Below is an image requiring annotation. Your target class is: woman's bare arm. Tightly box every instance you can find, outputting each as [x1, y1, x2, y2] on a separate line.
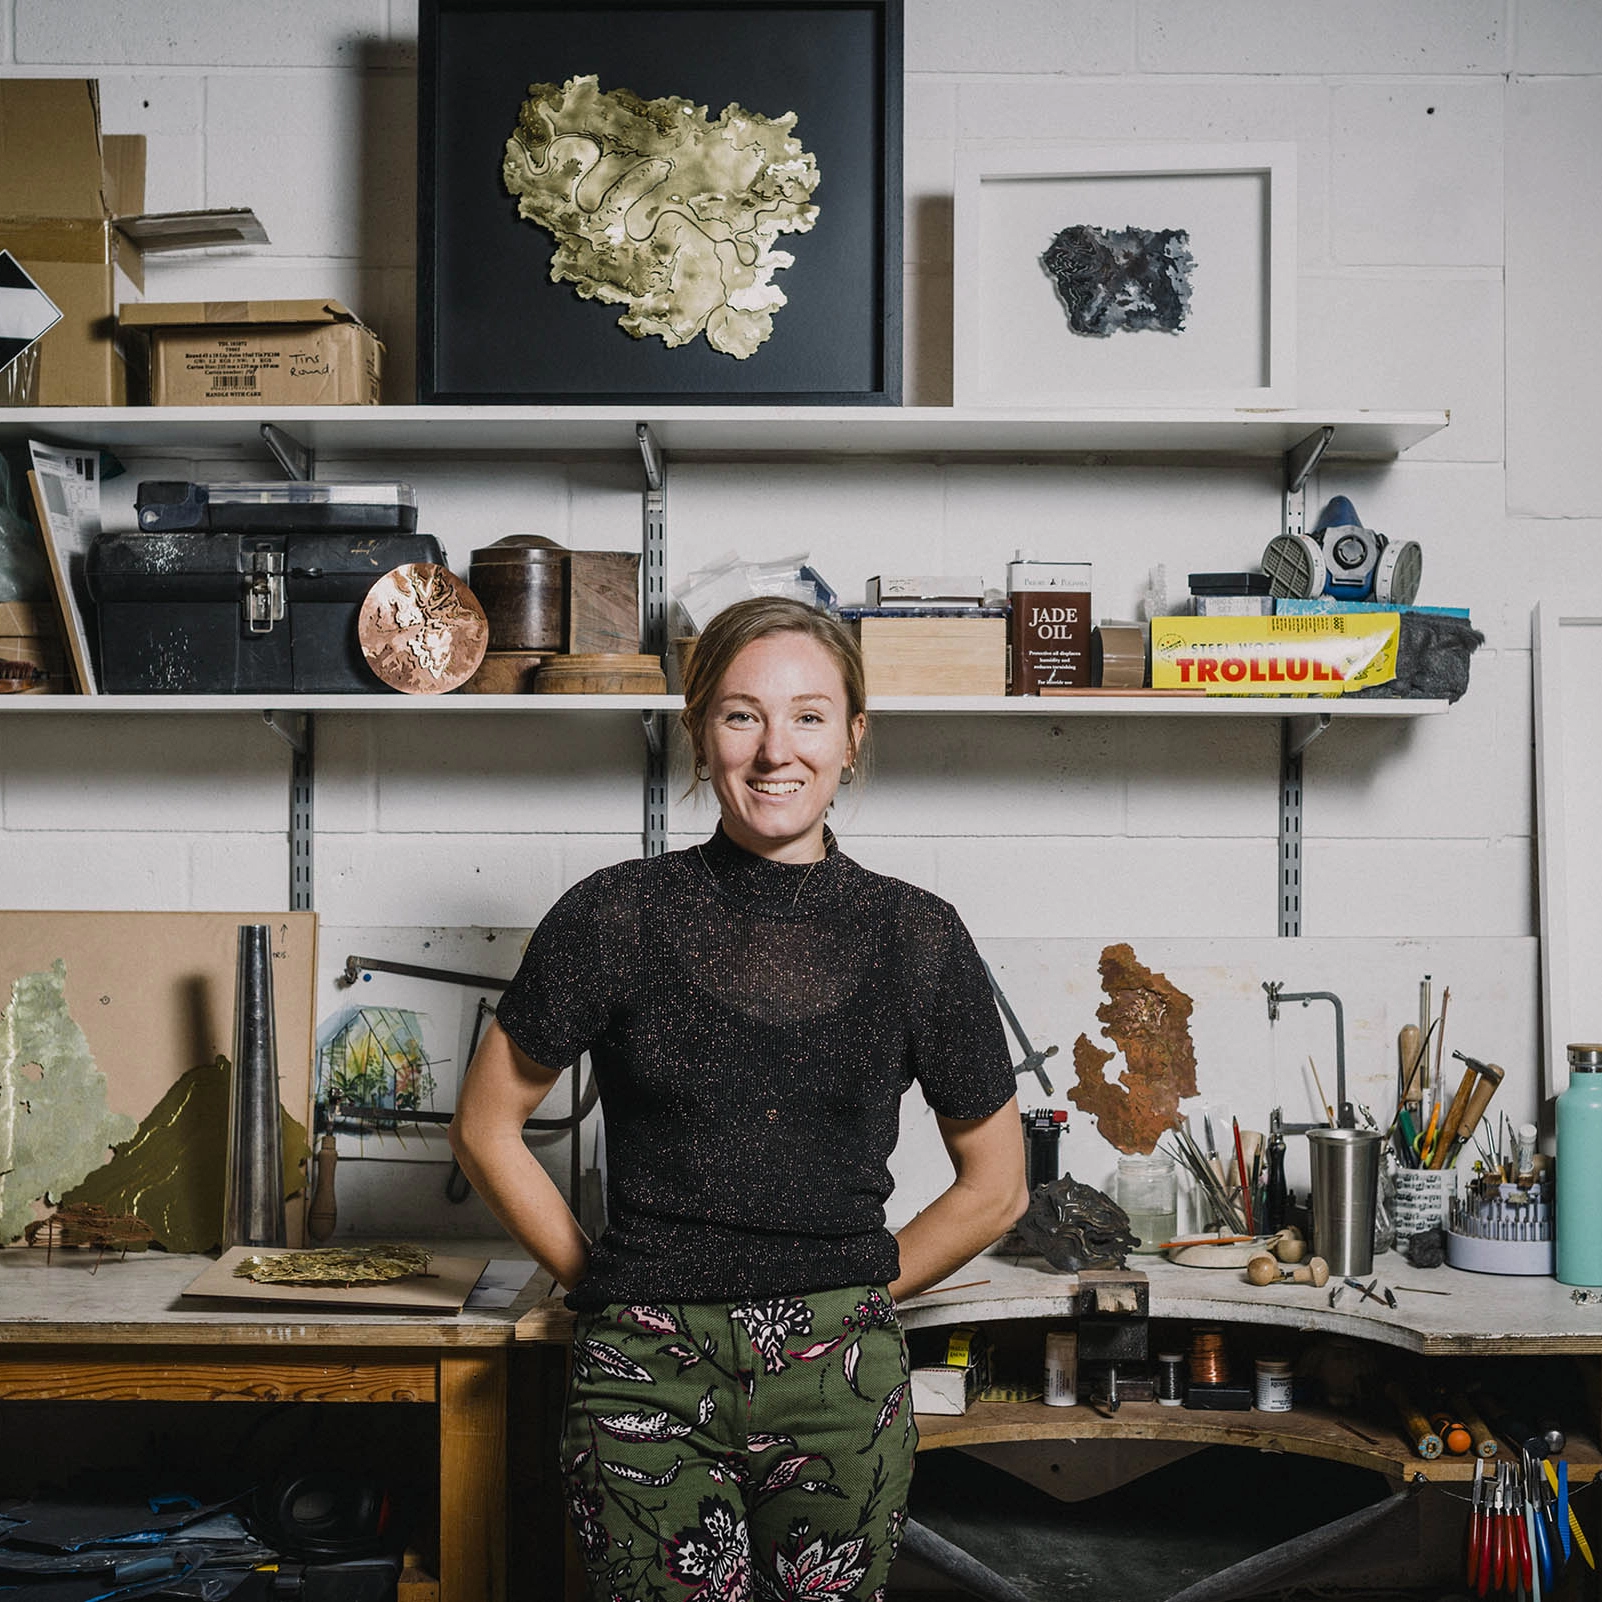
[888, 1097, 1028, 1301]
[447, 1019, 591, 1290]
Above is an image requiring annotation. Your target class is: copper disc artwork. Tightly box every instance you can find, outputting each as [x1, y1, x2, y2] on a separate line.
[358, 564, 489, 694]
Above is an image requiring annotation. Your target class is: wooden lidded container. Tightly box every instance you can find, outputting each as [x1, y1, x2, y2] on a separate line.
[468, 536, 568, 652]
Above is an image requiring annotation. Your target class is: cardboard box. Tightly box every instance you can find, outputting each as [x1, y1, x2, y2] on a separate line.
[0, 81, 146, 405]
[1148, 613, 1401, 696]
[0, 80, 266, 406]
[0, 599, 66, 693]
[120, 300, 384, 406]
[849, 612, 1007, 696]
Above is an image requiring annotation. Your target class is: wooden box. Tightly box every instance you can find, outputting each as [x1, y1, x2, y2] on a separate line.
[853, 615, 1007, 696]
[567, 549, 640, 654]
[0, 600, 66, 693]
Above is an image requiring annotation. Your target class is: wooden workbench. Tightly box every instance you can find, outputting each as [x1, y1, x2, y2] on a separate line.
[0, 1244, 555, 1602]
[513, 1247, 1602, 1487]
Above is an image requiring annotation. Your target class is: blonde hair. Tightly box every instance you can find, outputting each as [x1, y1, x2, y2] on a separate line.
[680, 597, 867, 770]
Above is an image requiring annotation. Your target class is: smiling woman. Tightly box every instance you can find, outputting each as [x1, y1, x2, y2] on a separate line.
[448, 596, 1026, 1602]
[682, 597, 868, 863]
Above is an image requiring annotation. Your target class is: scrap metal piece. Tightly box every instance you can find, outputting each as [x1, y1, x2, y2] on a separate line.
[234, 1244, 433, 1287]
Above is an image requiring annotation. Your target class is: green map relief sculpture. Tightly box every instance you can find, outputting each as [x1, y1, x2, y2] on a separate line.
[63, 1055, 310, 1254]
[503, 74, 821, 358]
[0, 960, 137, 1243]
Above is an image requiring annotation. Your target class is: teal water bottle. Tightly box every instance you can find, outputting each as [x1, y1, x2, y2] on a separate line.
[1556, 1043, 1602, 1286]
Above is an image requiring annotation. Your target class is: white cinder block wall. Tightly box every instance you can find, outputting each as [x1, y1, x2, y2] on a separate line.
[2, 1, 1598, 1228]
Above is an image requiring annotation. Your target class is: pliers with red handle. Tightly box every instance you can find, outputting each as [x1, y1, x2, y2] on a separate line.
[1512, 1461, 1534, 1596]
[1467, 1457, 1487, 1591]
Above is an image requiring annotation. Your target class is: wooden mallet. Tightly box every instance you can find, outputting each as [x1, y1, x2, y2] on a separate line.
[1246, 1253, 1329, 1288]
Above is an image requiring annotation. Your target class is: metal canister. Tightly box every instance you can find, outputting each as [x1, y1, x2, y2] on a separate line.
[1043, 1330, 1077, 1406]
[468, 535, 568, 651]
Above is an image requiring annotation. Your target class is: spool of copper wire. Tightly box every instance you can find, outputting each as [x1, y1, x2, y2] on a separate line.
[1187, 1327, 1230, 1386]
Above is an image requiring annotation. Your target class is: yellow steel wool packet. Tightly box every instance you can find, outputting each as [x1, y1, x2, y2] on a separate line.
[1149, 613, 1400, 696]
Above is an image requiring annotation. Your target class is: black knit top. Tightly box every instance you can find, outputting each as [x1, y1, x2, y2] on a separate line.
[495, 826, 1015, 1311]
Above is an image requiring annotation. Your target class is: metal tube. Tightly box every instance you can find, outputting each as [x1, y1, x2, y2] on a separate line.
[224, 924, 286, 1248]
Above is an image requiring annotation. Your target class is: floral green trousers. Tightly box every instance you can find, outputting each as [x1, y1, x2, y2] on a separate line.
[561, 1285, 917, 1602]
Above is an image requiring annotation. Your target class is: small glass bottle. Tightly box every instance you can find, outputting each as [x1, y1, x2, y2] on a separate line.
[1556, 1044, 1602, 1287]
[1117, 1152, 1178, 1254]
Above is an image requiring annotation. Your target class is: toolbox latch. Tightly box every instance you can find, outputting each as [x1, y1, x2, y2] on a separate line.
[243, 547, 286, 634]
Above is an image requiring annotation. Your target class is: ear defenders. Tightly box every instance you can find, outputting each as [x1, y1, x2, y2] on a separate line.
[1261, 496, 1421, 605]
[257, 1473, 393, 1562]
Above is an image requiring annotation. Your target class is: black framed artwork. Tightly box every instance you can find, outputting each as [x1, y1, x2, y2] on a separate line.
[417, 0, 903, 404]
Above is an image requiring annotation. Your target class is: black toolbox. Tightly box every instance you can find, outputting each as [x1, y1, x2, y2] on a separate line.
[85, 529, 445, 693]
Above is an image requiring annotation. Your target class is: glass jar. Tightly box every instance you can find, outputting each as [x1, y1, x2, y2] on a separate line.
[1116, 1152, 1178, 1254]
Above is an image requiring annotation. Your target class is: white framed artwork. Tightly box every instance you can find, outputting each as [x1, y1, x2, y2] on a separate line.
[1534, 599, 1602, 1097]
[953, 143, 1297, 409]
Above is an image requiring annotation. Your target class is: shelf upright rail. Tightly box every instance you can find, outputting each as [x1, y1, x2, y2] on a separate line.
[1278, 425, 1334, 938]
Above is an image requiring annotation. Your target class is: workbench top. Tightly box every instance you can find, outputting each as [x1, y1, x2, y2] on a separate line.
[0, 1241, 555, 1347]
[891, 1251, 1602, 1357]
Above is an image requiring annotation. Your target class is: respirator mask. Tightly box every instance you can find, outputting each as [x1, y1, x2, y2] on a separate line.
[1261, 495, 1421, 605]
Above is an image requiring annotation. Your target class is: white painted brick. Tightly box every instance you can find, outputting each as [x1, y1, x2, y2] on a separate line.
[1302, 838, 1534, 937]
[370, 713, 643, 834]
[317, 833, 571, 925]
[1122, 717, 1280, 839]
[1515, 0, 1602, 72]
[848, 713, 1125, 836]
[307, 716, 378, 834]
[1, 2, 11, 64]
[1491, 649, 1534, 841]
[0, 834, 194, 908]
[96, 77, 205, 213]
[905, 82, 956, 266]
[936, 836, 1279, 938]
[1, 717, 286, 832]
[941, 459, 1279, 619]
[1137, 1, 1508, 75]
[1298, 272, 1502, 464]
[905, 263, 952, 407]
[955, 79, 1330, 265]
[1507, 78, 1602, 516]
[1302, 659, 1510, 841]
[200, 73, 380, 260]
[1331, 81, 1503, 267]
[668, 462, 947, 611]
[15, 1, 388, 67]
[906, 0, 1134, 74]
[1500, 521, 1602, 655]
[186, 837, 291, 909]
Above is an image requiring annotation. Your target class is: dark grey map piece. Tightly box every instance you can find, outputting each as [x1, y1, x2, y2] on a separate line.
[1041, 223, 1195, 338]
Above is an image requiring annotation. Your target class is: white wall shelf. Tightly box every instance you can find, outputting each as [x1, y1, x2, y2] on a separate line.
[0, 404, 1447, 460]
[0, 693, 1447, 717]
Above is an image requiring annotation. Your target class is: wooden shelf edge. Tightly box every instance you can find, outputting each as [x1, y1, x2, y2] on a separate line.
[913, 1398, 1602, 1485]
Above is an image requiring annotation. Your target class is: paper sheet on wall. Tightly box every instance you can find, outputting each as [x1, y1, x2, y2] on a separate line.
[26, 440, 101, 692]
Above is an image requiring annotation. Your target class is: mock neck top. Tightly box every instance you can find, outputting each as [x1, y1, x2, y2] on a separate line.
[495, 829, 1014, 1310]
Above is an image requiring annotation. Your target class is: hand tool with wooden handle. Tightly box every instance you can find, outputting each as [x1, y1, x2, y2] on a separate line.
[1386, 1381, 1443, 1459]
[1432, 1053, 1505, 1169]
[1398, 1023, 1425, 1106]
[1245, 1253, 1328, 1288]
[1452, 1392, 1501, 1459]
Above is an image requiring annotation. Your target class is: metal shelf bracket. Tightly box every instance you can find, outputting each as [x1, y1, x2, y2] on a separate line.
[261, 422, 315, 482]
[1283, 425, 1333, 539]
[1285, 711, 1332, 759]
[261, 709, 308, 753]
